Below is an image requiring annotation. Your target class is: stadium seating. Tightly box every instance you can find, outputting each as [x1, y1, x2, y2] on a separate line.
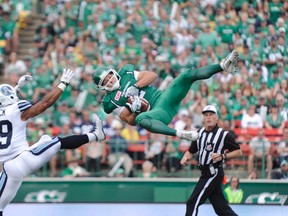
[234, 128, 284, 141]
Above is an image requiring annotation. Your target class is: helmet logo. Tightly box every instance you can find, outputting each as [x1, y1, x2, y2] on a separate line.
[0, 84, 19, 107]
[0, 85, 14, 96]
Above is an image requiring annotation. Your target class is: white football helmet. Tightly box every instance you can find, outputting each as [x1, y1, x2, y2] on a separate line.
[93, 67, 120, 92]
[0, 84, 19, 107]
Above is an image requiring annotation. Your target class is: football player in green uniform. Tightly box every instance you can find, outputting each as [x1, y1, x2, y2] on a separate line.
[92, 50, 239, 141]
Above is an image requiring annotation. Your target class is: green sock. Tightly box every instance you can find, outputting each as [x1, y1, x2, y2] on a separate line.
[138, 118, 176, 136]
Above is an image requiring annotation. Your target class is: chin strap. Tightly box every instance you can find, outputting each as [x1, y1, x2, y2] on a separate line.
[15, 88, 23, 100]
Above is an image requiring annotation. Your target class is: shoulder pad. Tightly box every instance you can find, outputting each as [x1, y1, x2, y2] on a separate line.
[119, 64, 135, 75]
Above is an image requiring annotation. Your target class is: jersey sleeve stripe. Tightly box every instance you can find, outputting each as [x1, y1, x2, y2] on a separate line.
[18, 101, 28, 105]
[19, 104, 32, 112]
[18, 103, 31, 108]
[18, 101, 32, 112]
[18, 101, 31, 106]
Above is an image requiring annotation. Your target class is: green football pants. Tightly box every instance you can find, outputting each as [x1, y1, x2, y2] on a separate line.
[135, 64, 222, 136]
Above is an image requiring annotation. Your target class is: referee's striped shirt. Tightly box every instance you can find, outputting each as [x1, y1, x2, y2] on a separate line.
[188, 125, 240, 166]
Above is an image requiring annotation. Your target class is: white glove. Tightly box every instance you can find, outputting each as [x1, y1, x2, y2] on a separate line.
[126, 96, 141, 113]
[125, 84, 140, 97]
[15, 75, 33, 90]
[60, 68, 75, 85]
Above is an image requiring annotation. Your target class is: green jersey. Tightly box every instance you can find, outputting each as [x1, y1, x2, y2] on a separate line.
[269, 2, 283, 24]
[65, 4, 79, 28]
[129, 22, 147, 43]
[102, 64, 162, 114]
[98, 63, 223, 138]
[262, 46, 283, 72]
[217, 24, 237, 44]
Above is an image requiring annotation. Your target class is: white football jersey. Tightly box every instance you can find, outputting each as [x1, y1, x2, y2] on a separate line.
[0, 100, 32, 162]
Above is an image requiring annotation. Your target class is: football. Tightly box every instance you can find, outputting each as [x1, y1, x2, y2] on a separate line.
[127, 97, 150, 113]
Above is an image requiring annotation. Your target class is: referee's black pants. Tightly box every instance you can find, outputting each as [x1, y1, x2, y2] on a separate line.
[185, 168, 238, 216]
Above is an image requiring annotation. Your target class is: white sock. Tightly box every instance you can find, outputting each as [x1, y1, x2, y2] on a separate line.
[176, 130, 181, 138]
[87, 133, 97, 142]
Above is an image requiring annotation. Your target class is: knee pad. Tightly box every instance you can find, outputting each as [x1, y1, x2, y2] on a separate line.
[27, 135, 53, 151]
[138, 118, 152, 130]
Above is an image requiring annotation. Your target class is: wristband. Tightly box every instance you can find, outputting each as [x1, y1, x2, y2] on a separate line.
[58, 82, 67, 91]
[222, 153, 227, 161]
[134, 83, 140, 89]
[15, 88, 23, 100]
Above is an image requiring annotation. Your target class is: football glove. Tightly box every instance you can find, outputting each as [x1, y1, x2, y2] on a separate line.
[15, 75, 33, 90]
[14, 75, 33, 100]
[125, 84, 140, 97]
[60, 68, 75, 85]
[126, 96, 142, 113]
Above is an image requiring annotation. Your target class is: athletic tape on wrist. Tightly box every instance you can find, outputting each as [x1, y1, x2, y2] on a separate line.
[58, 82, 67, 91]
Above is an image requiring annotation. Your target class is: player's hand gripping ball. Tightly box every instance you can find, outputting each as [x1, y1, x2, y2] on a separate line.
[127, 96, 150, 113]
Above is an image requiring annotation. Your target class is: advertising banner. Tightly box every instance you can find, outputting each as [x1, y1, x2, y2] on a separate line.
[14, 178, 288, 205]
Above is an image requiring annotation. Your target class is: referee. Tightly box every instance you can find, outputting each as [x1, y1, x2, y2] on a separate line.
[181, 105, 242, 216]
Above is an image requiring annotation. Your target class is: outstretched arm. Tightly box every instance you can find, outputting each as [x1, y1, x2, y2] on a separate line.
[125, 71, 158, 97]
[21, 88, 63, 121]
[21, 68, 74, 121]
[135, 70, 158, 88]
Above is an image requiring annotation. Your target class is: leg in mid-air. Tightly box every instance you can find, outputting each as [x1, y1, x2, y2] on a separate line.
[159, 49, 239, 107]
[136, 50, 239, 141]
[59, 114, 106, 150]
[24, 114, 105, 176]
[0, 114, 105, 215]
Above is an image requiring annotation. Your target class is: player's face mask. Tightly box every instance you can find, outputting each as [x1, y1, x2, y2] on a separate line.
[0, 84, 19, 107]
[95, 68, 120, 92]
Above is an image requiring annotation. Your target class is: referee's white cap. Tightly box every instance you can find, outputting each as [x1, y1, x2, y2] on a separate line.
[202, 105, 218, 115]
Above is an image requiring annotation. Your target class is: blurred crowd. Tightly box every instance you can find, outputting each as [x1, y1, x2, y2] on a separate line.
[0, 0, 288, 179]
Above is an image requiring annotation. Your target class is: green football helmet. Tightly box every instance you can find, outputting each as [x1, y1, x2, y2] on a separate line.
[93, 66, 120, 91]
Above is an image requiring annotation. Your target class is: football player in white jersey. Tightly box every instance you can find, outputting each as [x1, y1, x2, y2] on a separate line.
[0, 69, 106, 216]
